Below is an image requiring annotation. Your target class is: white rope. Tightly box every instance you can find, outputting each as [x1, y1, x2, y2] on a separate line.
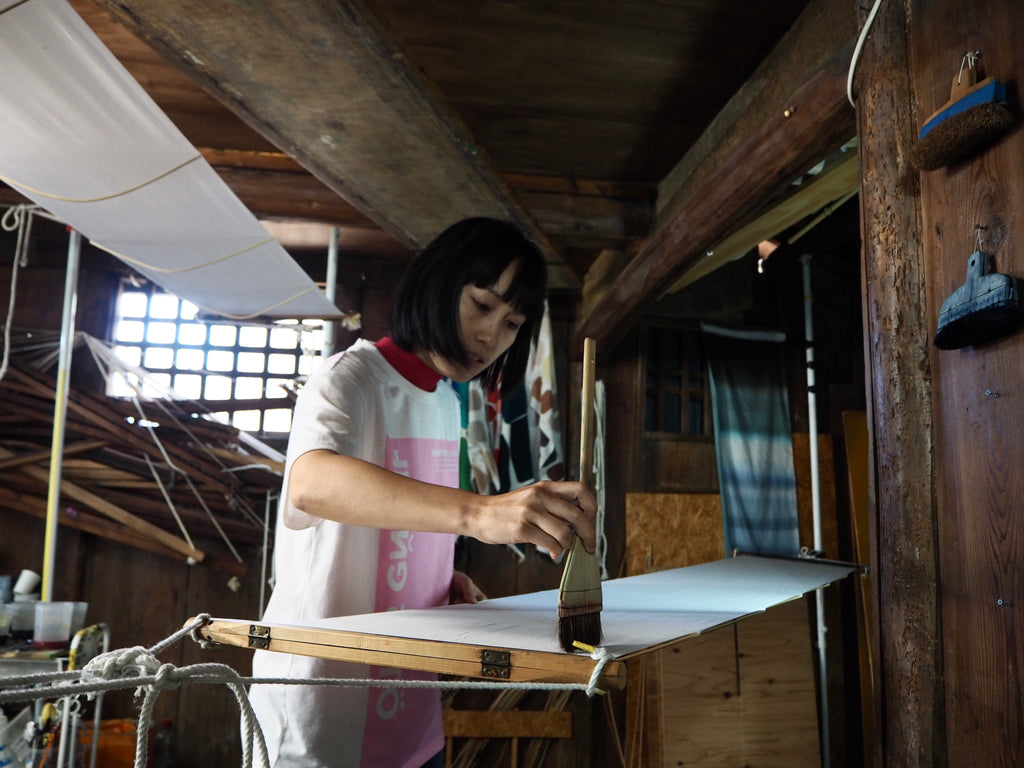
[81, 333, 257, 553]
[0, 614, 614, 768]
[0, 204, 35, 382]
[0, 155, 203, 204]
[144, 453, 196, 551]
[593, 380, 608, 579]
[585, 645, 613, 695]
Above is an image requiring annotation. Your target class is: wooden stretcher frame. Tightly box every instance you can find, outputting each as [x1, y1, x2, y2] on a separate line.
[195, 617, 628, 689]
[192, 554, 861, 693]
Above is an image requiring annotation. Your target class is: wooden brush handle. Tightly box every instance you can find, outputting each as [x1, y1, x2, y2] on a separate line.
[579, 337, 596, 487]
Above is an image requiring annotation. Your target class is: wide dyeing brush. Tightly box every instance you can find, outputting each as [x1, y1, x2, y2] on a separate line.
[556, 336, 602, 652]
[911, 53, 1014, 171]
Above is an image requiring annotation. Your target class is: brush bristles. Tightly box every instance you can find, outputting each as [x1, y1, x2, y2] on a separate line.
[912, 102, 1014, 170]
[934, 303, 1023, 349]
[557, 610, 603, 653]
[557, 536, 603, 652]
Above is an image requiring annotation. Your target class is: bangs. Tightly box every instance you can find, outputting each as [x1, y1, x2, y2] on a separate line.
[465, 244, 546, 326]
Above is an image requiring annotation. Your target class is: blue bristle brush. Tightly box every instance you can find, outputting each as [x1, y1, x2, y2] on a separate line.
[911, 52, 1014, 171]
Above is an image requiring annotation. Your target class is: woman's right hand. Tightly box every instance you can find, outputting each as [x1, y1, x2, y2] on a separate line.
[467, 480, 597, 561]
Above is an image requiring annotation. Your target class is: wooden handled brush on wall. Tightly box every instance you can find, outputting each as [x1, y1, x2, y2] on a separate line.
[556, 336, 603, 652]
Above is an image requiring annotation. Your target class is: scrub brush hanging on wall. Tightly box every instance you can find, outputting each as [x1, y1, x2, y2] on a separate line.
[911, 51, 1015, 170]
[934, 226, 1022, 350]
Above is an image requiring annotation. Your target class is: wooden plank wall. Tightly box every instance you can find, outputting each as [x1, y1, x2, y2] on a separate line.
[661, 600, 821, 768]
[858, 0, 1024, 765]
[912, 0, 1024, 765]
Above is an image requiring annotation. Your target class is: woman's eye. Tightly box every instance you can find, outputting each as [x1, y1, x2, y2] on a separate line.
[474, 299, 490, 312]
[506, 319, 522, 332]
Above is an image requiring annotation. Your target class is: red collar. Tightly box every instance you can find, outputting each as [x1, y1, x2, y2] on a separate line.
[375, 337, 442, 391]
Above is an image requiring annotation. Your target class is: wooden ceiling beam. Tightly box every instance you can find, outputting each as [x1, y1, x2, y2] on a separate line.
[665, 149, 860, 294]
[575, 32, 858, 353]
[90, 0, 575, 286]
[210, 166, 382, 227]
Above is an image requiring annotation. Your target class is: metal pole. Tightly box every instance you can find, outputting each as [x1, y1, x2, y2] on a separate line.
[323, 226, 339, 355]
[801, 253, 829, 768]
[41, 229, 81, 602]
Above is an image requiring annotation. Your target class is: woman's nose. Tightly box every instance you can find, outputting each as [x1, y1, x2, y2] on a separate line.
[476, 317, 499, 345]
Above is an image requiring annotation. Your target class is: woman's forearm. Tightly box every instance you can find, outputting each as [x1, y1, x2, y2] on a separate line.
[288, 449, 474, 534]
[287, 449, 598, 560]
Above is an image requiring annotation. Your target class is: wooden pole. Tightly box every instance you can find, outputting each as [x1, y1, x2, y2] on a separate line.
[41, 229, 81, 602]
[852, 0, 944, 765]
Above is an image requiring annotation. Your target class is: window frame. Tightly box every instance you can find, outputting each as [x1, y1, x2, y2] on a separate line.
[107, 279, 323, 435]
[642, 322, 712, 438]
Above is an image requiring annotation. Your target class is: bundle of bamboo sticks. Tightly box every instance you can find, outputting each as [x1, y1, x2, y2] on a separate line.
[0, 362, 282, 572]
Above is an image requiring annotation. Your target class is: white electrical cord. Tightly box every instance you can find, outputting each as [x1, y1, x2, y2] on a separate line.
[847, 0, 885, 107]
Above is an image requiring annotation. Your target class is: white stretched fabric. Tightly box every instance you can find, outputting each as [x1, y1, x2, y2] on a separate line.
[0, 0, 340, 320]
[303, 555, 856, 659]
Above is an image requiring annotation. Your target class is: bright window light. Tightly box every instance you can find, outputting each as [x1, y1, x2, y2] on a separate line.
[119, 292, 148, 317]
[237, 352, 266, 373]
[268, 354, 296, 375]
[263, 408, 292, 432]
[178, 323, 207, 345]
[146, 322, 177, 344]
[150, 294, 179, 319]
[232, 410, 261, 431]
[270, 327, 299, 349]
[115, 320, 145, 343]
[204, 375, 232, 400]
[207, 350, 235, 372]
[143, 347, 173, 369]
[175, 348, 204, 371]
[173, 374, 202, 399]
[209, 325, 237, 347]
[266, 379, 292, 399]
[235, 377, 263, 399]
[239, 326, 268, 348]
[108, 279, 323, 434]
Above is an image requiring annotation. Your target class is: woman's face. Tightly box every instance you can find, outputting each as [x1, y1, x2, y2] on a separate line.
[419, 262, 526, 382]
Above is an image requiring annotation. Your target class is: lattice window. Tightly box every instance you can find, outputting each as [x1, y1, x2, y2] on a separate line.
[644, 325, 710, 436]
[108, 280, 323, 434]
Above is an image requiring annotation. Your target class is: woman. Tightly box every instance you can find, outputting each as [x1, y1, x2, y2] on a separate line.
[250, 217, 597, 768]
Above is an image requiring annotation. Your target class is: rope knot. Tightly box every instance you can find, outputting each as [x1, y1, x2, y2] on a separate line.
[585, 645, 612, 697]
[153, 663, 181, 692]
[81, 645, 160, 685]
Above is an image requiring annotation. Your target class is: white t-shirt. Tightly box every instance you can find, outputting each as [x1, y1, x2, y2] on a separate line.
[250, 339, 460, 768]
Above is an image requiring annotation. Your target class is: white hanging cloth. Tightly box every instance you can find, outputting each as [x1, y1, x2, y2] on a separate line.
[0, 0, 341, 320]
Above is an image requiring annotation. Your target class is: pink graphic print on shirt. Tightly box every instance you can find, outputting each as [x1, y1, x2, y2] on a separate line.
[361, 435, 457, 767]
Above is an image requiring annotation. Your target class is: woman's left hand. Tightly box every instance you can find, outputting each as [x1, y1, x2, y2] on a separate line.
[450, 570, 487, 604]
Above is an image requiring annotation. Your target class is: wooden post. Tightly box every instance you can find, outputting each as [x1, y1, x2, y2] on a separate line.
[852, 1, 944, 766]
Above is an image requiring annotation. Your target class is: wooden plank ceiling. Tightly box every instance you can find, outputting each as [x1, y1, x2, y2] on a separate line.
[3, 0, 859, 352]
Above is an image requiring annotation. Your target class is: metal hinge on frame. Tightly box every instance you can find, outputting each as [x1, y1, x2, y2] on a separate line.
[248, 624, 271, 650]
[480, 648, 511, 679]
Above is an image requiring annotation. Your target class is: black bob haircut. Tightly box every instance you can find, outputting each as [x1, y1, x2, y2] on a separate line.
[388, 217, 547, 396]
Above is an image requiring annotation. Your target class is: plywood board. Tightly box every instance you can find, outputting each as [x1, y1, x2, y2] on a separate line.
[792, 432, 838, 556]
[625, 493, 724, 576]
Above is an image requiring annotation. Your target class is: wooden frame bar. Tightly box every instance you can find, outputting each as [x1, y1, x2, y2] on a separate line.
[196, 617, 627, 689]
[191, 555, 860, 695]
